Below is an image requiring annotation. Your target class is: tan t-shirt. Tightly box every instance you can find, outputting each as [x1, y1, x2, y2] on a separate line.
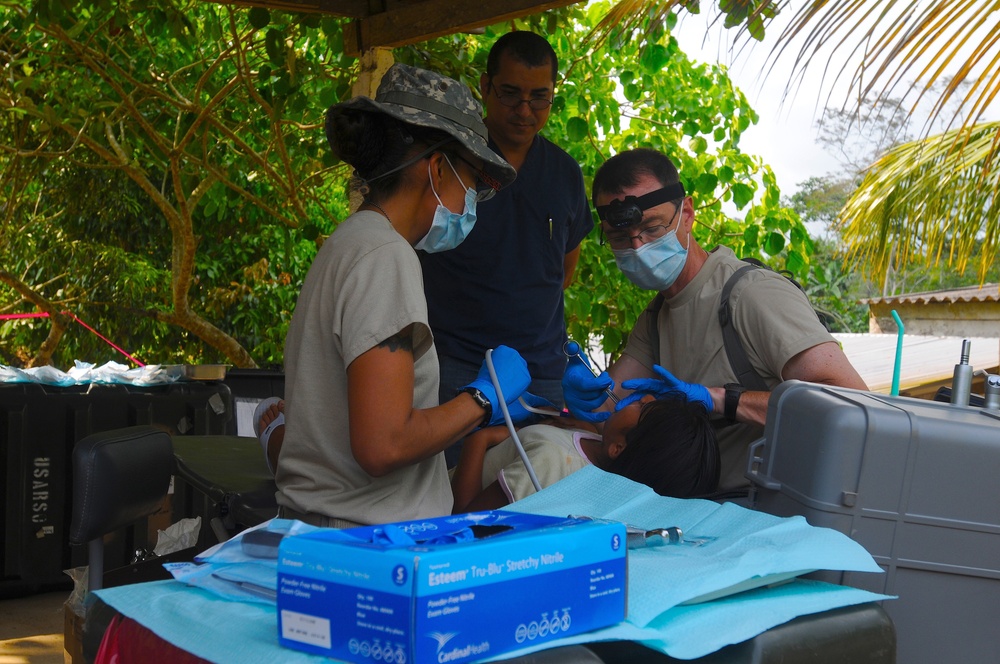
[625, 246, 834, 490]
[276, 211, 452, 524]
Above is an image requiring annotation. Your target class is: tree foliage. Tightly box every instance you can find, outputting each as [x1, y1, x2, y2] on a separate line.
[1, 0, 352, 367]
[1, 0, 810, 369]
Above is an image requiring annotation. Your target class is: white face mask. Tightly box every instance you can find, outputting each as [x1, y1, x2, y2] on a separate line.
[415, 155, 479, 253]
[612, 223, 690, 291]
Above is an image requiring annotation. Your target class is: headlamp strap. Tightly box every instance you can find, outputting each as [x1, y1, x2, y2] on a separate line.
[596, 182, 686, 228]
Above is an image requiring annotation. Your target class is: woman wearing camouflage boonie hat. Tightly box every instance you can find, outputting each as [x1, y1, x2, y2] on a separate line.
[275, 64, 530, 527]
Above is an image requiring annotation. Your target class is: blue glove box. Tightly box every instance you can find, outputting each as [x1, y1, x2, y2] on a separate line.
[747, 380, 1000, 664]
[277, 511, 626, 664]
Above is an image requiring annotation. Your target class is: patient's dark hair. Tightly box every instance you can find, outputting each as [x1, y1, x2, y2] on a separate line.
[606, 395, 719, 498]
[325, 108, 456, 201]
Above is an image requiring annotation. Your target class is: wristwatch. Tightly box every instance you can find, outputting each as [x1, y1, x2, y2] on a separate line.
[723, 383, 747, 422]
[461, 387, 492, 427]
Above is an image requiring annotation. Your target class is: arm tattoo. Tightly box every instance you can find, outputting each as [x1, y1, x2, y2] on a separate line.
[377, 333, 413, 353]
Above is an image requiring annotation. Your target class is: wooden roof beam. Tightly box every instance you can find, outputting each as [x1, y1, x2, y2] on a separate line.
[213, 0, 371, 18]
[344, 0, 583, 56]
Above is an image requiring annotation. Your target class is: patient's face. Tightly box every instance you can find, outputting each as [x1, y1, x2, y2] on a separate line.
[602, 394, 655, 458]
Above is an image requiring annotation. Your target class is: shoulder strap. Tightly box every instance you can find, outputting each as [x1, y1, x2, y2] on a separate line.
[718, 265, 769, 391]
[644, 294, 665, 366]
[643, 264, 770, 391]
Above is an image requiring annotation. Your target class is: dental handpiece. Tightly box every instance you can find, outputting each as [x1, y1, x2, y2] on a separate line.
[564, 340, 619, 404]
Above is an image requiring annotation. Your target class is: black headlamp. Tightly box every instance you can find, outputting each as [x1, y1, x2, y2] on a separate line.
[595, 182, 686, 228]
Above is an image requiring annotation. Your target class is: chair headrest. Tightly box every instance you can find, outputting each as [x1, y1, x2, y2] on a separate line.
[69, 426, 175, 545]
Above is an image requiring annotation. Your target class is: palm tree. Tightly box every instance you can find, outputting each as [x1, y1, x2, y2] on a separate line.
[593, 0, 1000, 288]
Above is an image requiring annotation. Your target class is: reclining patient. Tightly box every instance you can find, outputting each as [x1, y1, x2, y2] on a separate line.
[257, 392, 718, 514]
[450, 393, 720, 512]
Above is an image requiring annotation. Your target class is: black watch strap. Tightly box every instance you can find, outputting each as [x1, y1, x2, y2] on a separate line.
[723, 383, 746, 422]
[462, 387, 492, 427]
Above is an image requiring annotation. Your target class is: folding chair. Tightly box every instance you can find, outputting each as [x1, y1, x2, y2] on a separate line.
[68, 425, 174, 591]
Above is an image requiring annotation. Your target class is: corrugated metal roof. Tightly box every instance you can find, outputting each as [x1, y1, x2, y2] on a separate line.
[834, 333, 1000, 394]
[862, 283, 1000, 306]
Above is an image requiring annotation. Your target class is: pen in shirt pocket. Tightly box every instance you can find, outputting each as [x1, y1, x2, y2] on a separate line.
[548, 215, 553, 239]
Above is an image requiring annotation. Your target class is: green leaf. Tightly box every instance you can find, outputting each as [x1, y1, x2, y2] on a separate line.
[273, 72, 291, 96]
[689, 136, 708, 154]
[319, 86, 338, 109]
[786, 249, 807, 274]
[731, 182, 754, 209]
[591, 303, 610, 328]
[320, 17, 339, 35]
[301, 224, 320, 241]
[299, 13, 321, 29]
[248, 7, 270, 29]
[601, 327, 623, 354]
[763, 231, 786, 255]
[694, 172, 718, 195]
[265, 28, 285, 65]
[639, 44, 669, 74]
[566, 116, 589, 142]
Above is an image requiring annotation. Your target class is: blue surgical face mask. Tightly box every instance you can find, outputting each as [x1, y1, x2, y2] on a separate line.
[415, 155, 478, 253]
[612, 223, 690, 291]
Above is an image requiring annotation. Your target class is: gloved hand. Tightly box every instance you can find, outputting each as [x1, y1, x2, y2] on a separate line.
[620, 364, 713, 412]
[561, 354, 615, 423]
[502, 391, 559, 426]
[463, 345, 531, 427]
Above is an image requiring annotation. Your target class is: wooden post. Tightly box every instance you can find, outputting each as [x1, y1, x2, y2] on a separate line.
[354, 47, 394, 97]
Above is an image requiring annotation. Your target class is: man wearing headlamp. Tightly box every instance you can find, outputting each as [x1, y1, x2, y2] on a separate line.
[563, 148, 867, 495]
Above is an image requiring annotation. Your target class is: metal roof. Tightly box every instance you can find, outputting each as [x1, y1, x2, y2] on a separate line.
[862, 283, 1000, 306]
[834, 333, 1000, 395]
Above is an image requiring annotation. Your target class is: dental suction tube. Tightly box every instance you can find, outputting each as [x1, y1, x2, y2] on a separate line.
[485, 348, 543, 492]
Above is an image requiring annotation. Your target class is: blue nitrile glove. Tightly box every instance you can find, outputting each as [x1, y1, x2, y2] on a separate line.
[463, 345, 531, 428]
[620, 364, 713, 412]
[503, 391, 558, 427]
[561, 356, 615, 423]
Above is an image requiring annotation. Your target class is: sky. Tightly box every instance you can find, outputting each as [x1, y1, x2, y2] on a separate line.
[672, 15, 849, 198]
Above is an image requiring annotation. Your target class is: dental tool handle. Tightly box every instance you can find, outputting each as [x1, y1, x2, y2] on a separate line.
[950, 339, 973, 407]
[486, 348, 542, 492]
[564, 340, 620, 404]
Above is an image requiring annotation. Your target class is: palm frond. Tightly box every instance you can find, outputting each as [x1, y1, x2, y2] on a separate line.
[838, 122, 1000, 287]
[774, 0, 1000, 135]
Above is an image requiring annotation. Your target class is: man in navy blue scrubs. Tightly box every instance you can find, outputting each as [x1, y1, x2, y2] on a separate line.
[420, 31, 592, 466]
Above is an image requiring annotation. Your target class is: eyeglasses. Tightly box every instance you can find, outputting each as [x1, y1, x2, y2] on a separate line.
[454, 153, 499, 202]
[602, 204, 682, 250]
[491, 85, 553, 111]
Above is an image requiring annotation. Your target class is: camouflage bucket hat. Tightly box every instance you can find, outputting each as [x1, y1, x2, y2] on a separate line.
[332, 63, 516, 190]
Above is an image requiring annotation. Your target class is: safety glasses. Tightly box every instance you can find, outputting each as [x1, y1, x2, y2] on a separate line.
[454, 153, 500, 202]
